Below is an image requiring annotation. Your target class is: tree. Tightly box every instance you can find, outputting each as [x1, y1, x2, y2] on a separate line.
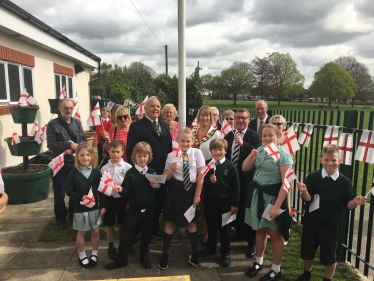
[251, 56, 273, 99]
[268, 52, 305, 106]
[334, 56, 372, 107]
[214, 61, 255, 105]
[355, 77, 374, 104]
[309, 62, 357, 107]
[128, 62, 157, 80]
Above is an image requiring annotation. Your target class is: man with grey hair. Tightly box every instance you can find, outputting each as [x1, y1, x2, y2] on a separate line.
[126, 96, 172, 237]
[47, 99, 87, 229]
[248, 100, 271, 132]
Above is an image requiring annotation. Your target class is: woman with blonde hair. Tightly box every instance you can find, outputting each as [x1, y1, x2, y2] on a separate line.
[162, 103, 179, 141]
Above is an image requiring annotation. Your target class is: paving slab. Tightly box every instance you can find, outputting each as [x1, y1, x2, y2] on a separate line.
[0, 242, 26, 269]
[0, 222, 48, 243]
[0, 267, 64, 281]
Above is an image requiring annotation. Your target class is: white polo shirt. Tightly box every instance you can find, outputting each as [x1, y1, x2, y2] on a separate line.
[101, 159, 132, 198]
[165, 147, 205, 183]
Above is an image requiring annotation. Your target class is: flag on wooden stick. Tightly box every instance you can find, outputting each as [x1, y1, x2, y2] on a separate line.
[80, 187, 96, 208]
[264, 142, 280, 163]
[220, 119, 232, 137]
[98, 172, 114, 196]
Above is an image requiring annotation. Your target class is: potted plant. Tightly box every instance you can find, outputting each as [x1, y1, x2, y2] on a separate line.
[2, 104, 51, 205]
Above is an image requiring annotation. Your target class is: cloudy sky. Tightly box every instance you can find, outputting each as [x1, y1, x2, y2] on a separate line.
[11, 0, 374, 86]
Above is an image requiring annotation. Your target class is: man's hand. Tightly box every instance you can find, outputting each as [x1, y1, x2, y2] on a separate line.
[230, 206, 238, 215]
[234, 134, 244, 146]
[70, 142, 78, 150]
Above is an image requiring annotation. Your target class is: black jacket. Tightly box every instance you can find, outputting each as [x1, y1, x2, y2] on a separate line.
[248, 116, 271, 132]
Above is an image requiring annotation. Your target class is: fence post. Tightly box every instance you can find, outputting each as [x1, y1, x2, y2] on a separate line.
[337, 110, 358, 262]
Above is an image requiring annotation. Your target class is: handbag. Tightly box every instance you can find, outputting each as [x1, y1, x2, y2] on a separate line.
[99, 127, 117, 169]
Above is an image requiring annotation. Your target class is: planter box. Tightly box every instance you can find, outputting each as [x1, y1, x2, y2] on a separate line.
[4, 138, 42, 156]
[85, 131, 98, 147]
[9, 106, 39, 123]
[2, 165, 51, 204]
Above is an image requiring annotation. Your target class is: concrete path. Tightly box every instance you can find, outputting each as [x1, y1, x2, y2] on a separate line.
[0, 185, 271, 281]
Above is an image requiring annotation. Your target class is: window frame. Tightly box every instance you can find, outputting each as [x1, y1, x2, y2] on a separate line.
[55, 73, 74, 99]
[0, 60, 35, 104]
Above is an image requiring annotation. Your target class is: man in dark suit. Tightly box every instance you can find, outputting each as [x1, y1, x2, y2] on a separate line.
[126, 96, 172, 237]
[225, 108, 261, 258]
[248, 100, 271, 132]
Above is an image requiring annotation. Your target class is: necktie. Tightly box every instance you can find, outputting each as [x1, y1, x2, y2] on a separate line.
[259, 120, 264, 132]
[232, 132, 241, 166]
[153, 120, 157, 126]
[183, 152, 192, 191]
[104, 120, 107, 124]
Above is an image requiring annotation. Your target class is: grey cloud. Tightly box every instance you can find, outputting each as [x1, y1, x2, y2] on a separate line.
[354, 0, 374, 18]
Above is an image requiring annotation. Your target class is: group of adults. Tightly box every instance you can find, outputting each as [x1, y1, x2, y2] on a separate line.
[47, 97, 284, 258]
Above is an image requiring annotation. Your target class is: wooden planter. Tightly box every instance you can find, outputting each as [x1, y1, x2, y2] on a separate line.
[85, 131, 97, 147]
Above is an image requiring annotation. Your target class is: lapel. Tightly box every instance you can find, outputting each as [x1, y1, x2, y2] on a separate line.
[141, 117, 161, 137]
[225, 131, 235, 160]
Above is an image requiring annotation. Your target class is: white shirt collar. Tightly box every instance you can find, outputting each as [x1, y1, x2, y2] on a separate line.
[321, 168, 339, 181]
[182, 148, 192, 155]
[135, 164, 148, 174]
[145, 115, 158, 123]
[214, 157, 226, 164]
[108, 159, 125, 167]
[236, 128, 247, 134]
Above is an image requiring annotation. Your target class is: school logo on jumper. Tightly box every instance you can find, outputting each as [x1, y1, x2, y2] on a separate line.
[222, 169, 228, 176]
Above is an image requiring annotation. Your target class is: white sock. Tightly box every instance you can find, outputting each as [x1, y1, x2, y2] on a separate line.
[271, 263, 281, 273]
[91, 249, 98, 262]
[78, 251, 88, 264]
[255, 256, 264, 265]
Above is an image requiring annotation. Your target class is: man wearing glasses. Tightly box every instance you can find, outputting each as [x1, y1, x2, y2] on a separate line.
[224, 108, 261, 258]
[248, 100, 271, 132]
[47, 99, 87, 229]
[126, 96, 172, 237]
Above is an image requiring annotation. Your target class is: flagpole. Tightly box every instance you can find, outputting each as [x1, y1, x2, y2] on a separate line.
[365, 189, 372, 197]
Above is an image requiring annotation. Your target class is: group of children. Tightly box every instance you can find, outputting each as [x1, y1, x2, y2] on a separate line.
[66, 122, 366, 281]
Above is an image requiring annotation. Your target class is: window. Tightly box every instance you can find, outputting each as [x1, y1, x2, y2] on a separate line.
[0, 60, 34, 103]
[55, 73, 74, 99]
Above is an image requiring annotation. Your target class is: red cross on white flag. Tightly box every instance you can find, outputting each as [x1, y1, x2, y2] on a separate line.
[59, 86, 66, 100]
[201, 159, 216, 176]
[136, 96, 149, 115]
[172, 141, 182, 158]
[279, 126, 300, 154]
[298, 123, 314, 147]
[11, 129, 20, 145]
[86, 102, 101, 127]
[30, 119, 39, 137]
[107, 100, 115, 110]
[80, 187, 96, 208]
[49, 153, 65, 177]
[91, 102, 101, 116]
[338, 133, 353, 166]
[18, 89, 37, 106]
[285, 166, 297, 183]
[354, 130, 374, 164]
[0, 165, 4, 194]
[98, 172, 114, 196]
[264, 142, 280, 163]
[191, 118, 199, 129]
[123, 99, 130, 107]
[73, 106, 81, 122]
[292, 123, 299, 133]
[221, 119, 232, 137]
[35, 125, 47, 144]
[323, 126, 339, 147]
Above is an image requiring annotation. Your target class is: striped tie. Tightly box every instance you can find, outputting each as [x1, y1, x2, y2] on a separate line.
[231, 132, 241, 166]
[259, 120, 264, 132]
[183, 152, 192, 191]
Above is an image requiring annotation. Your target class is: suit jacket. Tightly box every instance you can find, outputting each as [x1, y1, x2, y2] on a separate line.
[248, 115, 271, 132]
[224, 129, 262, 192]
[126, 117, 172, 174]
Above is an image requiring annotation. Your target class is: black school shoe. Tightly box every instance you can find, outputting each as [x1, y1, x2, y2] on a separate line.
[105, 259, 128, 270]
[78, 257, 92, 269]
[246, 245, 256, 258]
[246, 262, 263, 278]
[57, 220, 67, 230]
[189, 252, 198, 266]
[295, 273, 311, 281]
[108, 247, 117, 260]
[198, 247, 216, 257]
[260, 269, 282, 281]
[140, 254, 152, 269]
[89, 255, 98, 267]
[158, 252, 169, 270]
[222, 254, 230, 267]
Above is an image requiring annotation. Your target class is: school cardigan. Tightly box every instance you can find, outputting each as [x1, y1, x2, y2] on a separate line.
[119, 167, 156, 210]
[66, 168, 106, 213]
[203, 159, 240, 207]
[303, 170, 355, 227]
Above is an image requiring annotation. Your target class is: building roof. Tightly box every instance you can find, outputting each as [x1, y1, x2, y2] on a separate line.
[0, 0, 101, 64]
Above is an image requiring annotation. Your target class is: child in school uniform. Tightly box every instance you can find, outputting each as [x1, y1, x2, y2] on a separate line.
[295, 144, 366, 281]
[198, 138, 240, 267]
[96, 106, 111, 164]
[105, 141, 159, 270]
[158, 127, 206, 270]
[100, 140, 132, 260]
[66, 142, 106, 268]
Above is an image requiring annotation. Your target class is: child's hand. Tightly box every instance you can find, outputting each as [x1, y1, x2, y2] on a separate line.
[82, 195, 87, 201]
[150, 181, 158, 189]
[170, 162, 178, 171]
[355, 196, 367, 205]
[193, 195, 200, 207]
[125, 203, 130, 211]
[100, 208, 106, 215]
[103, 130, 110, 141]
[113, 184, 122, 192]
[269, 205, 280, 220]
[230, 206, 238, 215]
[210, 174, 217, 183]
[249, 149, 259, 158]
[296, 182, 307, 193]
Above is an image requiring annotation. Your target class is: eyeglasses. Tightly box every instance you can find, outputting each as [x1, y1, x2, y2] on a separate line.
[62, 107, 75, 111]
[235, 116, 249, 120]
[272, 122, 284, 126]
[117, 115, 128, 120]
[225, 118, 234, 121]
